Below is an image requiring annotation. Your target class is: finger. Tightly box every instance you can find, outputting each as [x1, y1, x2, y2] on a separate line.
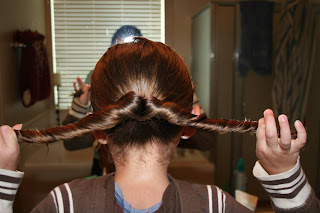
[81, 86, 91, 105]
[278, 114, 291, 151]
[12, 124, 22, 131]
[293, 120, 307, 151]
[256, 118, 266, 142]
[82, 85, 91, 94]
[76, 77, 85, 89]
[0, 125, 7, 146]
[256, 118, 267, 156]
[73, 82, 78, 91]
[0, 125, 17, 147]
[264, 109, 278, 147]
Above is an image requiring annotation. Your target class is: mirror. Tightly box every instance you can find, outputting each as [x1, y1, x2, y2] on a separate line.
[2, 1, 320, 212]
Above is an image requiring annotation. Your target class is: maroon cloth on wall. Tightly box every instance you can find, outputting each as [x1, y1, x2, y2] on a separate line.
[13, 30, 51, 107]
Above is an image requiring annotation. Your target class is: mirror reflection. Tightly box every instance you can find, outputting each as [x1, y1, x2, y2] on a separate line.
[1, 0, 319, 212]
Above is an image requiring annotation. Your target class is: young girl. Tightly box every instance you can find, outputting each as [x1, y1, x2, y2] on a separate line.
[0, 38, 318, 212]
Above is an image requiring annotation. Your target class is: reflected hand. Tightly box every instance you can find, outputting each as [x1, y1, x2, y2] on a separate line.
[74, 77, 91, 106]
[0, 124, 22, 171]
[256, 109, 307, 175]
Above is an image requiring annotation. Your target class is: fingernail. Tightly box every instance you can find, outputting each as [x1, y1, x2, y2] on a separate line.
[264, 109, 273, 115]
[295, 120, 302, 127]
[279, 115, 287, 123]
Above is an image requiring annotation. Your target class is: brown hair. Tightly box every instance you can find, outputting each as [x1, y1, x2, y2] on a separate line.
[16, 38, 259, 162]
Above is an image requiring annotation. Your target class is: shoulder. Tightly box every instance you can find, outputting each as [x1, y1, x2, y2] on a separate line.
[170, 177, 220, 201]
[197, 184, 252, 213]
[192, 183, 228, 211]
[66, 173, 114, 195]
[169, 177, 218, 212]
[171, 177, 252, 213]
[48, 174, 115, 212]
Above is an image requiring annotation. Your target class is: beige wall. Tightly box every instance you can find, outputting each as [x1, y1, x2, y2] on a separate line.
[0, 0, 55, 129]
[165, 0, 210, 70]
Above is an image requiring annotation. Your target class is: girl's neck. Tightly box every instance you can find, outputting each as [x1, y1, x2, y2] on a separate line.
[113, 144, 170, 209]
[114, 158, 169, 185]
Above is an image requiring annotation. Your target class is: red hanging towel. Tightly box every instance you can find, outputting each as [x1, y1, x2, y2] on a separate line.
[13, 30, 51, 107]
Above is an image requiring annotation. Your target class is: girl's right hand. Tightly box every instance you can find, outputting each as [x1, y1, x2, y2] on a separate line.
[0, 124, 22, 171]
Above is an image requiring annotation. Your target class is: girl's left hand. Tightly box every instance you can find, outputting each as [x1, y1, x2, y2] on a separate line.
[256, 109, 307, 175]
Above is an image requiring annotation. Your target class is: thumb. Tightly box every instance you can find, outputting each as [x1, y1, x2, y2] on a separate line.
[1, 125, 18, 147]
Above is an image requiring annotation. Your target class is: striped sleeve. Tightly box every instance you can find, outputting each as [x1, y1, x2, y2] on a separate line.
[253, 158, 314, 212]
[68, 97, 90, 119]
[0, 168, 24, 213]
